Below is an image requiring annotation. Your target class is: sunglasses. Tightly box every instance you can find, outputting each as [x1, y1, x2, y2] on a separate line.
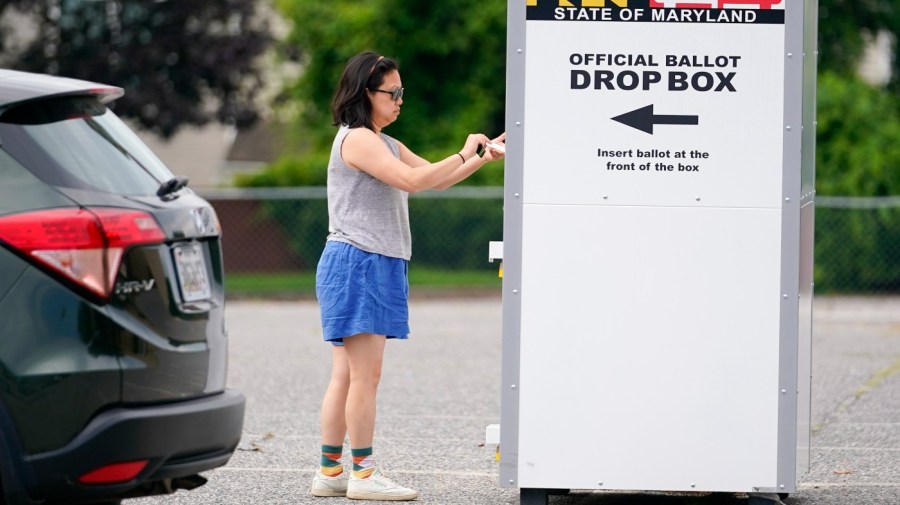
[370, 87, 404, 101]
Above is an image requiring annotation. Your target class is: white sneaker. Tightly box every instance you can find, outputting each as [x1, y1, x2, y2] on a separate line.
[310, 470, 349, 497]
[347, 468, 418, 501]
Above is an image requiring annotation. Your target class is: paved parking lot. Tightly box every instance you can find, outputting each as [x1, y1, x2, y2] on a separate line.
[132, 296, 899, 505]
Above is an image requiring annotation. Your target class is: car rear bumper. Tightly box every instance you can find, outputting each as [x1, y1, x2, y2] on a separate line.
[22, 388, 245, 502]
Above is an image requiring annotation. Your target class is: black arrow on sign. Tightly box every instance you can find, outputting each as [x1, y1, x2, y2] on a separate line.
[611, 104, 699, 135]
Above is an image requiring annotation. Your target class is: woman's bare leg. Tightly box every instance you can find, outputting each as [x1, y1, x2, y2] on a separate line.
[320, 345, 351, 446]
[341, 333, 386, 449]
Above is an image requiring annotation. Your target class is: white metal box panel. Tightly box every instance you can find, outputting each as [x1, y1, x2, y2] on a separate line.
[521, 22, 786, 209]
[517, 204, 783, 491]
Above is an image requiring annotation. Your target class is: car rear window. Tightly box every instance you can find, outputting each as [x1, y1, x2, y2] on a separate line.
[0, 96, 174, 195]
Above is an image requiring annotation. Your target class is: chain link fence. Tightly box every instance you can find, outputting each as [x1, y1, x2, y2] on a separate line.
[201, 188, 900, 296]
[815, 196, 900, 294]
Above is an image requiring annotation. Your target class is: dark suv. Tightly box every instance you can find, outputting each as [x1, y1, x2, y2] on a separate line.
[0, 70, 245, 504]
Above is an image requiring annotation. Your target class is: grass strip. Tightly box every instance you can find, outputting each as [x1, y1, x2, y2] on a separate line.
[225, 267, 502, 298]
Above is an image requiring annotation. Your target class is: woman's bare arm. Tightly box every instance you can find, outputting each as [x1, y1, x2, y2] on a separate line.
[342, 128, 491, 193]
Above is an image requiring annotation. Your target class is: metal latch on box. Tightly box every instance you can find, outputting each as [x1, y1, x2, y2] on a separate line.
[485, 423, 500, 461]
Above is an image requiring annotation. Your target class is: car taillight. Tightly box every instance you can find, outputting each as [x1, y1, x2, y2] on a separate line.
[0, 208, 165, 299]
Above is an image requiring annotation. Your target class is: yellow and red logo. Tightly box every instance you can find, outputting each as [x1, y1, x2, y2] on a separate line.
[649, 0, 782, 7]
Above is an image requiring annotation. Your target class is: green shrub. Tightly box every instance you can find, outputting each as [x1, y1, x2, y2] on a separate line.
[816, 72, 900, 196]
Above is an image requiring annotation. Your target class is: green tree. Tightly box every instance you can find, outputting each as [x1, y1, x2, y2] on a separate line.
[818, 0, 900, 92]
[0, 0, 273, 138]
[814, 0, 900, 197]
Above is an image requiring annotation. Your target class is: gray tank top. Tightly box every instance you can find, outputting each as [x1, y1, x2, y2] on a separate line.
[326, 126, 411, 260]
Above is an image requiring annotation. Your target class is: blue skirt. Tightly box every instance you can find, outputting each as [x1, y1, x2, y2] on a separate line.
[315, 241, 410, 345]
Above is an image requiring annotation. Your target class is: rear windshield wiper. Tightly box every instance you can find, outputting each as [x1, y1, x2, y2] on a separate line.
[157, 175, 189, 198]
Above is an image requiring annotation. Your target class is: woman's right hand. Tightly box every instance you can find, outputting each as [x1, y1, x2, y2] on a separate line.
[461, 133, 491, 160]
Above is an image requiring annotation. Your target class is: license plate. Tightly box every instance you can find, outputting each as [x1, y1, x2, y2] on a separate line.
[173, 243, 211, 302]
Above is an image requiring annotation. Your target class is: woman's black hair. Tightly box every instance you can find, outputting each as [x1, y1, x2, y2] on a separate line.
[332, 51, 399, 130]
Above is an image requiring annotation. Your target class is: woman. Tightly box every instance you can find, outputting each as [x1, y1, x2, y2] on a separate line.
[310, 51, 505, 501]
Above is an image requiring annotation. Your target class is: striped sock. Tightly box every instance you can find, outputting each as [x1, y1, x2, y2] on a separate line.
[351, 447, 375, 479]
[320, 444, 344, 477]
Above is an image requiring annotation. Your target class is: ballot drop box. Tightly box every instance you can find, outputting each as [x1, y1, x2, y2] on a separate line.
[497, 1, 816, 502]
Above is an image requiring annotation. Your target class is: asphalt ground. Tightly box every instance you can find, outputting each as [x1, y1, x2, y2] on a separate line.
[131, 295, 900, 505]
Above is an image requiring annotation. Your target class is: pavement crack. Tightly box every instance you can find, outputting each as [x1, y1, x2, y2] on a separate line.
[817, 354, 900, 432]
[853, 354, 900, 399]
